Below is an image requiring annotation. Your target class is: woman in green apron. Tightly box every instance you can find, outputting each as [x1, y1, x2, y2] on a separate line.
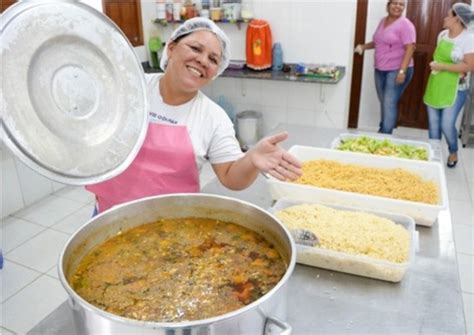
[423, 3, 474, 168]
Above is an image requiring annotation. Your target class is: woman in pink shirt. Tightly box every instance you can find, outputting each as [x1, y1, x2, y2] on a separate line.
[355, 0, 416, 134]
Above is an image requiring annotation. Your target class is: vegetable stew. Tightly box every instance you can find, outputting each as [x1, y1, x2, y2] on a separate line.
[70, 217, 287, 322]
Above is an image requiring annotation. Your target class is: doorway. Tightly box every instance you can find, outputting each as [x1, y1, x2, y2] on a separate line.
[348, 0, 472, 129]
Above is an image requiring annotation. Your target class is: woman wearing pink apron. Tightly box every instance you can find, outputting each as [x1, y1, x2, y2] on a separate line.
[87, 18, 302, 214]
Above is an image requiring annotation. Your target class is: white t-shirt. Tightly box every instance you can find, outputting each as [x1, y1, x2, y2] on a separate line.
[145, 73, 244, 171]
[438, 29, 474, 90]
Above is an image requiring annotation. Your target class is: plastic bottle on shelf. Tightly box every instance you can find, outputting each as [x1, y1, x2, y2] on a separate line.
[149, 36, 162, 69]
[241, 0, 253, 22]
[173, 0, 182, 21]
[156, 0, 166, 20]
[272, 43, 283, 71]
[193, 0, 202, 15]
[165, 0, 174, 21]
[182, 0, 195, 19]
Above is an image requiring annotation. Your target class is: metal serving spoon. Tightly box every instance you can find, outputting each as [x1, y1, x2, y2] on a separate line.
[290, 229, 319, 247]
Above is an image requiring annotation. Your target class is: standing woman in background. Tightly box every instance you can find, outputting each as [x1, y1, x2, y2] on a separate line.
[355, 0, 416, 134]
[423, 3, 474, 168]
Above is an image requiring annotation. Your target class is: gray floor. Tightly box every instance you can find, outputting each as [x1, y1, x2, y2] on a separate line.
[1, 127, 473, 335]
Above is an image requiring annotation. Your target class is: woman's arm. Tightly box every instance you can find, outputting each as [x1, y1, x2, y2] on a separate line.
[430, 52, 474, 73]
[211, 132, 302, 190]
[361, 41, 375, 50]
[355, 41, 375, 55]
[396, 43, 416, 84]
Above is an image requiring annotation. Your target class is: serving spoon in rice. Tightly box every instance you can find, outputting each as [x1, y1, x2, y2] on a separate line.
[290, 229, 319, 247]
[259, 172, 319, 247]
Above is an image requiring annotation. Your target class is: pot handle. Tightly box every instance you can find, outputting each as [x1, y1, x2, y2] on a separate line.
[264, 316, 292, 335]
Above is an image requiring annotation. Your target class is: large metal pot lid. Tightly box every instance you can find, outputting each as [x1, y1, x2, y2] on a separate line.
[1, 0, 148, 185]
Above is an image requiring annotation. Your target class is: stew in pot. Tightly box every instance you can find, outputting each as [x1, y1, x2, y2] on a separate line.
[70, 217, 287, 322]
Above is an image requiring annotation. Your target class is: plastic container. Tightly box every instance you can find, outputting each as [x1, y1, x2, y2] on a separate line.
[272, 43, 283, 71]
[228, 60, 246, 70]
[236, 110, 262, 150]
[200, 9, 210, 18]
[165, 0, 174, 21]
[148, 36, 162, 69]
[266, 146, 448, 226]
[270, 198, 416, 282]
[330, 132, 437, 161]
[173, 1, 182, 21]
[156, 2, 166, 20]
[210, 7, 222, 21]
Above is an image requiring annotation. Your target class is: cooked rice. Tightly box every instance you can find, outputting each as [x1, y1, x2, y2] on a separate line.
[275, 204, 410, 263]
[292, 160, 439, 204]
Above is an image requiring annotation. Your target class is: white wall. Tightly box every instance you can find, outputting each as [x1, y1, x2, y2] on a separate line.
[358, 0, 387, 130]
[79, 0, 102, 12]
[137, 0, 159, 63]
[141, 0, 358, 131]
[1, 144, 66, 219]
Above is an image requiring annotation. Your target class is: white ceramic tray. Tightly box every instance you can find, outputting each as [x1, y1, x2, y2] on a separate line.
[270, 198, 416, 282]
[267, 146, 448, 226]
[330, 133, 437, 161]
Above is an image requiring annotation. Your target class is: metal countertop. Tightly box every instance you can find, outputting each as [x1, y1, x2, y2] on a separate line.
[28, 124, 466, 334]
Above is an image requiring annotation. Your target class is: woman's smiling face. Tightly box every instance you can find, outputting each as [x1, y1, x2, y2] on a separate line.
[166, 30, 222, 92]
[387, 0, 405, 18]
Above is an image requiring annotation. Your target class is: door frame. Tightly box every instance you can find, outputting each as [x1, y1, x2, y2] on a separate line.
[348, 0, 369, 128]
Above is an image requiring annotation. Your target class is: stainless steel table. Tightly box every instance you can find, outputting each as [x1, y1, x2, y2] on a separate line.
[28, 125, 466, 334]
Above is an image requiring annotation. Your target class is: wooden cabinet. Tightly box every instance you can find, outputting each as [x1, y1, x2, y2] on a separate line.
[1, 0, 17, 12]
[1, 0, 144, 47]
[103, 0, 144, 47]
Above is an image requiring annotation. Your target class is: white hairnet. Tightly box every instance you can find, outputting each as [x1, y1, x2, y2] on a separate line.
[159, 17, 231, 77]
[453, 3, 474, 29]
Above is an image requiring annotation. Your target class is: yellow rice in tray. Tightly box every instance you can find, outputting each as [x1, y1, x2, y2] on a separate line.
[293, 160, 439, 205]
[275, 204, 410, 263]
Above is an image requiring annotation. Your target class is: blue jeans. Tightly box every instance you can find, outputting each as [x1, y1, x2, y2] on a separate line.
[374, 67, 414, 134]
[426, 89, 468, 154]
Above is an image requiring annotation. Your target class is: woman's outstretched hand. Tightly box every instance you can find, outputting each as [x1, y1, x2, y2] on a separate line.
[249, 131, 303, 181]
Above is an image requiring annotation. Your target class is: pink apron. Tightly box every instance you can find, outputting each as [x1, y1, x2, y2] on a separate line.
[86, 123, 200, 213]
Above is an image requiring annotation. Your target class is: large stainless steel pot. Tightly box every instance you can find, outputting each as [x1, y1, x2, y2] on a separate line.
[58, 193, 296, 335]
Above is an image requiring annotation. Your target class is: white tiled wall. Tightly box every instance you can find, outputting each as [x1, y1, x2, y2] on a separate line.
[202, 77, 349, 136]
[1, 151, 24, 217]
[141, 0, 358, 130]
[0, 145, 66, 219]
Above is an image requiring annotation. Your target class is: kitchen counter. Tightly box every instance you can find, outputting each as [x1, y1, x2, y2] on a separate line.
[28, 125, 466, 334]
[143, 62, 345, 84]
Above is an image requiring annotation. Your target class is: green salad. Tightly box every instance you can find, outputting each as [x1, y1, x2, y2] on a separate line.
[337, 136, 429, 160]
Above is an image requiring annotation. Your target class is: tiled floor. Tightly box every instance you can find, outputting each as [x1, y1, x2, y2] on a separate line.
[1, 128, 473, 335]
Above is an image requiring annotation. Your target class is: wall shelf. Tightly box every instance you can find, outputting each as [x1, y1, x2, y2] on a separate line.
[153, 18, 248, 30]
[143, 61, 345, 85]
